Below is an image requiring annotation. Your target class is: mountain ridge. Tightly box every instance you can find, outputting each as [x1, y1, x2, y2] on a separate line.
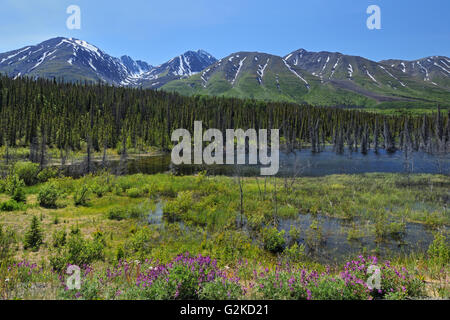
[0, 37, 449, 108]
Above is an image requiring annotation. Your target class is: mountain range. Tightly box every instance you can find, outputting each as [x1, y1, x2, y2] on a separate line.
[1, 37, 449, 108]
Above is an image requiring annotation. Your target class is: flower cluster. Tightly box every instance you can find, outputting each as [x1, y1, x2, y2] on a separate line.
[1, 255, 425, 300]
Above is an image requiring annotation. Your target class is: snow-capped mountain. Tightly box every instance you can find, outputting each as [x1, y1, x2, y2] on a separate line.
[136, 50, 217, 88]
[0, 37, 216, 88]
[0, 37, 154, 84]
[0, 37, 448, 107]
[283, 49, 450, 90]
[380, 56, 450, 88]
[163, 49, 450, 107]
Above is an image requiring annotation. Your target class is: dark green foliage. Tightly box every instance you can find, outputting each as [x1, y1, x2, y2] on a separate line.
[5, 174, 26, 203]
[37, 167, 60, 183]
[107, 207, 128, 221]
[74, 185, 90, 206]
[38, 183, 60, 208]
[262, 227, 286, 253]
[11, 186, 26, 203]
[50, 232, 105, 271]
[12, 162, 40, 186]
[52, 229, 67, 248]
[0, 199, 24, 211]
[0, 75, 447, 158]
[23, 216, 44, 251]
[428, 232, 449, 266]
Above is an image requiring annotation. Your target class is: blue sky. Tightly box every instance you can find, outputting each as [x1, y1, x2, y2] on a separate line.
[1, 0, 449, 65]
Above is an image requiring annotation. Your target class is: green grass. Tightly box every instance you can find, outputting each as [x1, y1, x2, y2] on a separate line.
[0, 171, 448, 299]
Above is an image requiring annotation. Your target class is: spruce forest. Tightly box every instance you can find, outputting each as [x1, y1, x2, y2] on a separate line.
[1, 75, 449, 163]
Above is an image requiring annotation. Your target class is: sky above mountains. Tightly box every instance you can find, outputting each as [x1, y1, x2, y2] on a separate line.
[1, 0, 449, 65]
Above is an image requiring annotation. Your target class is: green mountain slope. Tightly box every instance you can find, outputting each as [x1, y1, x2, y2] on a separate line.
[162, 50, 450, 108]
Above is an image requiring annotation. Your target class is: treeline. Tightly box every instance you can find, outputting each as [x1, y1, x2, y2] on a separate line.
[0, 75, 449, 163]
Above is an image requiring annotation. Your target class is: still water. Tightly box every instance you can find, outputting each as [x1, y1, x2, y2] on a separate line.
[71, 147, 449, 177]
[64, 148, 448, 262]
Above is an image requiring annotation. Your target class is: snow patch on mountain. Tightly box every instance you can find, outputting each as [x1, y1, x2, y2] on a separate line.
[283, 59, 309, 89]
[347, 64, 353, 78]
[257, 58, 270, 85]
[232, 57, 247, 85]
[365, 69, 378, 84]
[0, 47, 31, 64]
[379, 65, 406, 87]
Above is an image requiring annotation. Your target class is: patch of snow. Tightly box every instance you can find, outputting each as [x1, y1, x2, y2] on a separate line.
[347, 64, 353, 78]
[330, 57, 341, 79]
[400, 62, 406, 73]
[0, 47, 31, 64]
[379, 66, 406, 87]
[283, 59, 309, 88]
[29, 50, 56, 72]
[88, 58, 97, 71]
[231, 57, 247, 85]
[257, 58, 270, 85]
[285, 53, 293, 60]
[321, 56, 330, 73]
[366, 69, 378, 83]
[434, 62, 449, 74]
[441, 60, 450, 69]
[416, 61, 430, 81]
[72, 39, 102, 58]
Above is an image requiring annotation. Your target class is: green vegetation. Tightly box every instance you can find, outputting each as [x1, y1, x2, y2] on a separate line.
[0, 170, 447, 299]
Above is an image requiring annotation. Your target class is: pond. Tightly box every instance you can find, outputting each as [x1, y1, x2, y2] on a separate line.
[277, 214, 440, 264]
[146, 201, 446, 264]
[62, 147, 450, 177]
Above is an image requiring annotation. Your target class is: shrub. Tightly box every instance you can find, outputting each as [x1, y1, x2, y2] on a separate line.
[38, 183, 60, 208]
[37, 167, 59, 183]
[127, 205, 146, 219]
[289, 226, 301, 242]
[13, 161, 39, 186]
[125, 227, 158, 260]
[23, 216, 44, 251]
[12, 186, 26, 203]
[262, 227, 286, 253]
[283, 243, 306, 263]
[5, 174, 25, 196]
[50, 232, 105, 271]
[52, 229, 67, 248]
[74, 185, 90, 206]
[91, 182, 108, 198]
[126, 188, 142, 198]
[428, 232, 449, 266]
[0, 179, 6, 193]
[107, 207, 128, 221]
[0, 199, 24, 212]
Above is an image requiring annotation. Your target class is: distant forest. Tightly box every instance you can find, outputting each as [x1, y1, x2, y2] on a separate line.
[0, 75, 449, 163]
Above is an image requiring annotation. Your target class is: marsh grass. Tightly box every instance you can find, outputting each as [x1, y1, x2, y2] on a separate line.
[0, 172, 448, 299]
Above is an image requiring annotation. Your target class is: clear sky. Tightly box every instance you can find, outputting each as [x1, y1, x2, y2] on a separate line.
[1, 0, 449, 65]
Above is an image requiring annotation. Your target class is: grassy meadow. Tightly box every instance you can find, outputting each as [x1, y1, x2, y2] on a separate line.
[0, 160, 448, 300]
